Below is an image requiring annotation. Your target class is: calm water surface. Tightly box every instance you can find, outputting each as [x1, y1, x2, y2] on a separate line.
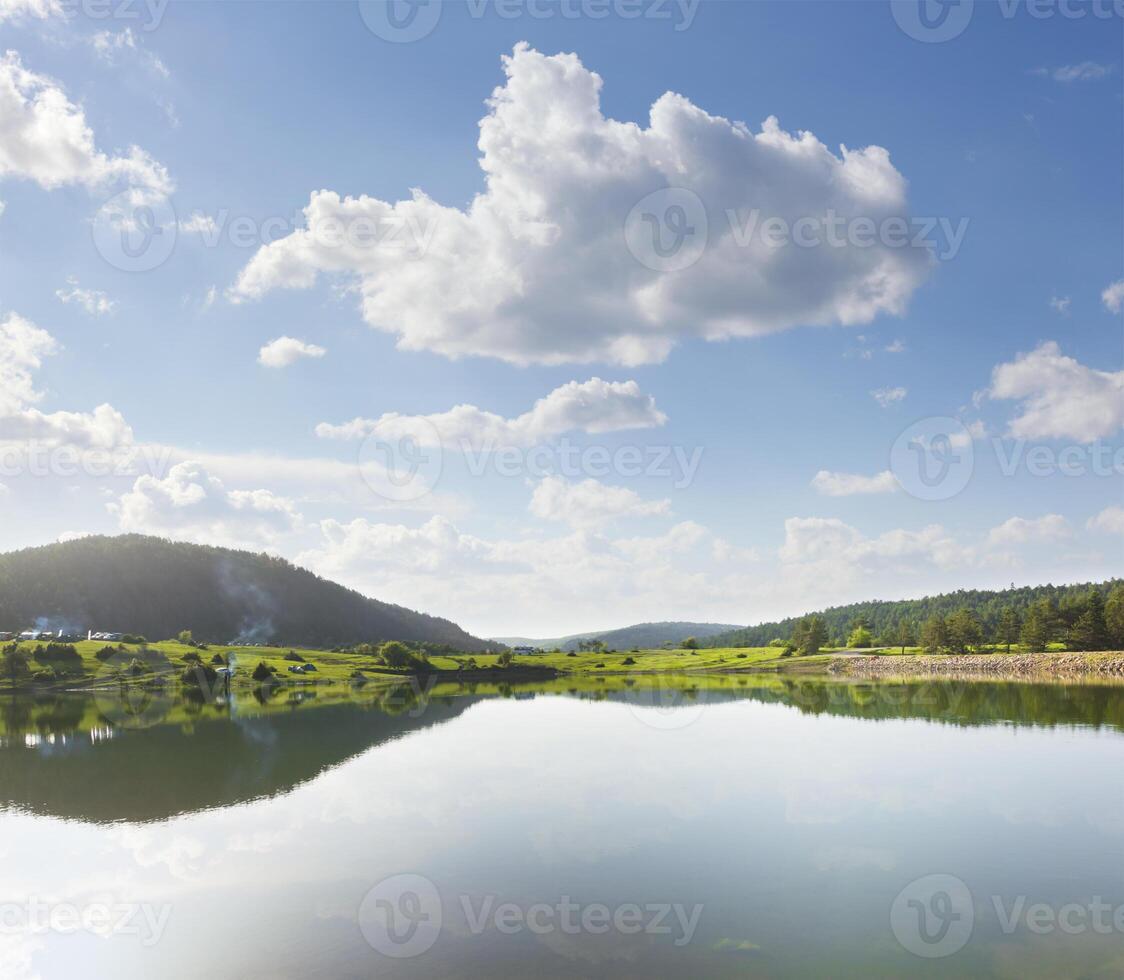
[1, 675, 1122, 979]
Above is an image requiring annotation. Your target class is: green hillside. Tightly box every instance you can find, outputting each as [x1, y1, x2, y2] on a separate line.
[0, 535, 490, 651]
[706, 580, 1124, 650]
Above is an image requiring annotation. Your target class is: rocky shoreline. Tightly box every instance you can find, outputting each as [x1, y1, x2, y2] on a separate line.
[828, 652, 1124, 680]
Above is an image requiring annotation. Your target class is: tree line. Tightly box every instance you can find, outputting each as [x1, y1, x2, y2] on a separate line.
[708, 580, 1124, 654]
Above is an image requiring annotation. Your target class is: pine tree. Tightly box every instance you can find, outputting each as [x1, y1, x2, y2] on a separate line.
[1070, 590, 1108, 651]
[1105, 585, 1124, 649]
[896, 620, 915, 654]
[1020, 604, 1050, 652]
[921, 615, 948, 654]
[947, 608, 983, 654]
[996, 607, 1020, 653]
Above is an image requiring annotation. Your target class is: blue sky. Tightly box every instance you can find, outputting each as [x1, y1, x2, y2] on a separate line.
[0, 0, 1120, 637]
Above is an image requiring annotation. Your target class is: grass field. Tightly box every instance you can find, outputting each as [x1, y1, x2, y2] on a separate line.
[0, 637, 1080, 693]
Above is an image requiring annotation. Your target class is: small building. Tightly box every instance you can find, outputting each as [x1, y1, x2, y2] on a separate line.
[512, 646, 542, 656]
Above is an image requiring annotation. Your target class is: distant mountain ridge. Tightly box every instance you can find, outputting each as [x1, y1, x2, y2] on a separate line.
[0, 535, 491, 651]
[493, 621, 743, 651]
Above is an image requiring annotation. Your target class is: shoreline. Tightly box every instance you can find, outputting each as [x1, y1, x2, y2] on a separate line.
[826, 652, 1124, 680]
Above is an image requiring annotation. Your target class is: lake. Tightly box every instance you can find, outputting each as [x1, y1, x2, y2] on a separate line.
[1, 675, 1123, 978]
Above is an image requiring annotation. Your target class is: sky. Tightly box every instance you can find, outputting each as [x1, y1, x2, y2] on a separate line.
[0, 0, 1120, 638]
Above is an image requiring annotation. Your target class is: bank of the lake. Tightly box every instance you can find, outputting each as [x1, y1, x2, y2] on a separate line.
[828, 650, 1124, 679]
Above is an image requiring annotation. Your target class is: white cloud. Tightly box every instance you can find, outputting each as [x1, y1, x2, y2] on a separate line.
[232, 44, 929, 366]
[0, 0, 60, 23]
[0, 50, 170, 198]
[1048, 294, 1070, 315]
[811, 469, 898, 496]
[89, 28, 170, 77]
[1087, 506, 1124, 536]
[528, 476, 670, 529]
[257, 336, 326, 369]
[0, 311, 132, 449]
[56, 276, 118, 316]
[986, 514, 1071, 548]
[316, 378, 666, 447]
[989, 341, 1124, 442]
[885, 339, 905, 353]
[181, 211, 219, 235]
[871, 386, 907, 408]
[110, 461, 302, 549]
[297, 513, 731, 632]
[1033, 62, 1113, 83]
[1102, 279, 1124, 314]
[777, 517, 966, 576]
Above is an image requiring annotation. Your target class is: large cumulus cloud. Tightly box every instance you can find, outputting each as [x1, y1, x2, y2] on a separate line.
[232, 44, 930, 366]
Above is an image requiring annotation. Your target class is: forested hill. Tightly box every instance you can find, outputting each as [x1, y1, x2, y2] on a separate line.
[0, 535, 491, 651]
[705, 580, 1124, 649]
[494, 621, 742, 652]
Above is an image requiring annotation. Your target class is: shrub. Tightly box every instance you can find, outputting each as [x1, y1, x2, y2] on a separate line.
[566, 651, 577, 657]
[182, 652, 202, 664]
[736, 653, 747, 659]
[95, 645, 123, 662]
[252, 661, 273, 682]
[121, 634, 146, 645]
[32, 666, 57, 684]
[496, 651, 514, 668]
[621, 656, 636, 666]
[379, 641, 428, 671]
[34, 643, 83, 672]
[284, 651, 306, 662]
[211, 653, 227, 666]
[182, 663, 219, 687]
[593, 662, 605, 668]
